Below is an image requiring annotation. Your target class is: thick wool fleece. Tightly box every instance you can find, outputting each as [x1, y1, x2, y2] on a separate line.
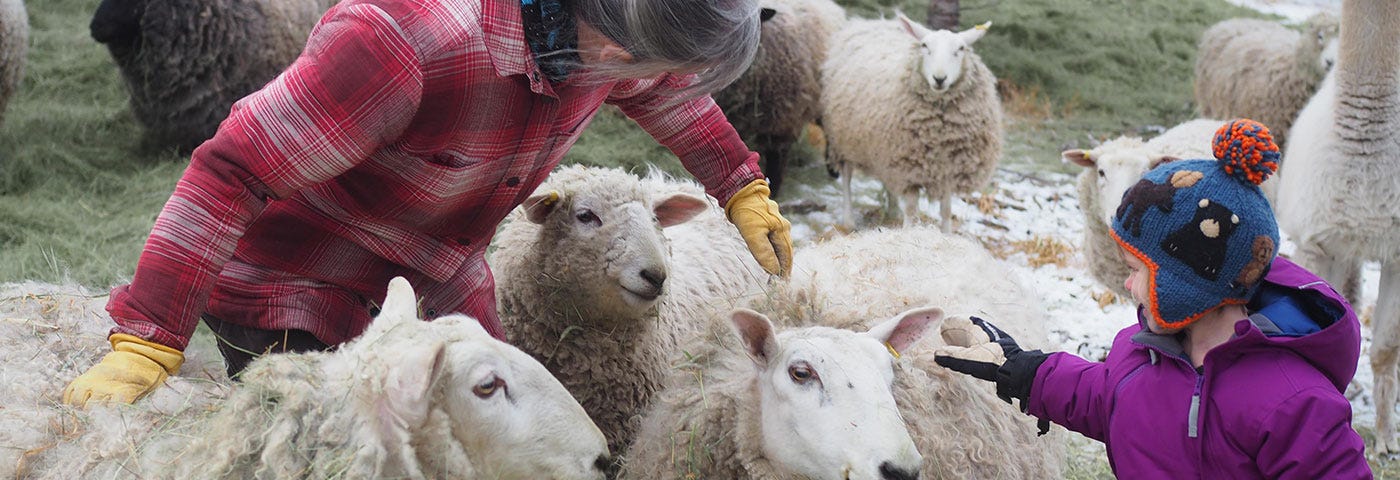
[492, 166, 768, 454]
[821, 18, 1003, 200]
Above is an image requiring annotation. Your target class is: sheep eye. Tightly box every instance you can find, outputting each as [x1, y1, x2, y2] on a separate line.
[473, 376, 505, 398]
[575, 210, 600, 225]
[1097, 169, 1106, 178]
[788, 363, 817, 384]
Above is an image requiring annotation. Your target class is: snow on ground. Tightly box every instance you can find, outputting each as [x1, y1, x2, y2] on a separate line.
[783, 166, 1384, 428]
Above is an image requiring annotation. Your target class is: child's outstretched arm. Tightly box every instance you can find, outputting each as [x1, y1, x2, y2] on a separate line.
[935, 317, 1114, 441]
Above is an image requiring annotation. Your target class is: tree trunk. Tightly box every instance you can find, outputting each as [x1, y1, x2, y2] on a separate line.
[926, 0, 959, 30]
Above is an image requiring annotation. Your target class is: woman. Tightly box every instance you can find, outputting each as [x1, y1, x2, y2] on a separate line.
[65, 0, 791, 406]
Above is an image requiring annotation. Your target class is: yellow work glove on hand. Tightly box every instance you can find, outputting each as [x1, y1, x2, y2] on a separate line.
[725, 179, 793, 277]
[62, 333, 184, 407]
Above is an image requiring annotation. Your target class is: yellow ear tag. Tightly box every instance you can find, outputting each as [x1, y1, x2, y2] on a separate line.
[885, 342, 902, 359]
[542, 191, 560, 206]
[975, 22, 991, 31]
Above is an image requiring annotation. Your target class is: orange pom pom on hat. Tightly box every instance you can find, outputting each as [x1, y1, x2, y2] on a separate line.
[1110, 119, 1281, 330]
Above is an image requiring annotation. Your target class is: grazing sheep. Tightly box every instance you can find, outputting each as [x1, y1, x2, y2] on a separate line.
[1194, 13, 1340, 148]
[1274, 0, 1400, 454]
[88, 0, 336, 152]
[622, 306, 932, 480]
[822, 13, 1003, 232]
[626, 226, 1064, 479]
[712, 0, 845, 196]
[2, 278, 611, 479]
[0, 0, 27, 127]
[1062, 119, 1222, 298]
[492, 165, 770, 455]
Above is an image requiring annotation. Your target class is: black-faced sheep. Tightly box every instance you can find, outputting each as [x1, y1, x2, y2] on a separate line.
[821, 13, 1003, 232]
[89, 0, 335, 152]
[712, 0, 845, 196]
[2, 278, 611, 479]
[491, 165, 771, 455]
[0, 0, 27, 127]
[1194, 13, 1339, 148]
[1274, 0, 1400, 454]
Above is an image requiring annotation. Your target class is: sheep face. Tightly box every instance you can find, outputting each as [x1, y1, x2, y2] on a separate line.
[1064, 141, 1174, 227]
[433, 315, 611, 479]
[897, 12, 987, 94]
[521, 172, 708, 326]
[731, 307, 937, 480]
[362, 278, 610, 479]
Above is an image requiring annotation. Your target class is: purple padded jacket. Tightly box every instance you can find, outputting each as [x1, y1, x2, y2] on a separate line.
[1028, 257, 1371, 479]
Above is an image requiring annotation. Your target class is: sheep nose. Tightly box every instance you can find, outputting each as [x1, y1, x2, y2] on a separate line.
[879, 461, 919, 480]
[640, 268, 666, 290]
[594, 454, 618, 476]
[932, 75, 946, 88]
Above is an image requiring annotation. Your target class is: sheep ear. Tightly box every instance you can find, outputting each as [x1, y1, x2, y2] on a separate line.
[760, 7, 777, 22]
[896, 12, 929, 40]
[654, 193, 709, 228]
[1150, 155, 1179, 168]
[379, 277, 419, 323]
[958, 22, 990, 45]
[730, 308, 779, 368]
[1062, 149, 1095, 167]
[867, 306, 942, 354]
[383, 339, 447, 427]
[523, 190, 563, 224]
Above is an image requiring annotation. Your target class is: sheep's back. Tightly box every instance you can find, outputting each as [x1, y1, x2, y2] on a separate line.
[0, 0, 28, 126]
[1194, 19, 1309, 144]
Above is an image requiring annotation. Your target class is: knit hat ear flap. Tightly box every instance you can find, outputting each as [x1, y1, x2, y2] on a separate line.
[1212, 119, 1280, 185]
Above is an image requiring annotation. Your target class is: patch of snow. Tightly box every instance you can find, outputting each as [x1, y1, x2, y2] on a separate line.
[1228, 0, 1341, 23]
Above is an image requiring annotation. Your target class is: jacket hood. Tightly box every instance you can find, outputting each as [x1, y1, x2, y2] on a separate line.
[1219, 257, 1361, 393]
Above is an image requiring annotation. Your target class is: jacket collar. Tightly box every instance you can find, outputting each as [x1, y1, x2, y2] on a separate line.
[481, 0, 555, 96]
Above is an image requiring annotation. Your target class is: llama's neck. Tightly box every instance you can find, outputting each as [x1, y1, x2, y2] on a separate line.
[1336, 0, 1400, 149]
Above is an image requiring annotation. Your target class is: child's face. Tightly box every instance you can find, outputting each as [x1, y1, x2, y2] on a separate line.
[1119, 247, 1181, 333]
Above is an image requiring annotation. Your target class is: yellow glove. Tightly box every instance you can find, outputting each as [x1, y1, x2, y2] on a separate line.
[62, 333, 184, 407]
[725, 179, 793, 277]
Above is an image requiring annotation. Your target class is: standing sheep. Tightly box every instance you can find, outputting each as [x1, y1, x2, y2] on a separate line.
[626, 226, 1064, 479]
[2, 278, 611, 479]
[1061, 118, 1221, 298]
[712, 0, 845, 196]
[1194, 13, 1339, 148]
[822, 13, 1003, 232]
[1274, 0, 1400, 455]
[0, 0, 27, 127]
[491, 165, 770, 455]
[88, 0, 336, 152]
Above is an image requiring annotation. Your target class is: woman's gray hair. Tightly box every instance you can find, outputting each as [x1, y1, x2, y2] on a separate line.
[573, 0, 761, 97]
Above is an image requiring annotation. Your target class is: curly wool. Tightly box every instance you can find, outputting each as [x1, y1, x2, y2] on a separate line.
[712, 0, 845, 191]
[821, 18, 1003, 204]
[492, 165, 769, 454]
[90, 0, 335, 152]
[624, 227, 1064, 479]
[0, 0, 28, 127]
[1193, 14, 1339, 147]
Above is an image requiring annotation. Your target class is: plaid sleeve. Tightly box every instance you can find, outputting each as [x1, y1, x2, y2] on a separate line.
[107, 3, 427, 350]
[608, 74, 762, 205]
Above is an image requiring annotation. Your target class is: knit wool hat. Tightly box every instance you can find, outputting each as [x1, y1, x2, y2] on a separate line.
[1111, 119, 1281, 330]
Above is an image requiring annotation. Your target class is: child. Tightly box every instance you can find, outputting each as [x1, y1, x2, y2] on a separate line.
[935, 119, 1371, 478]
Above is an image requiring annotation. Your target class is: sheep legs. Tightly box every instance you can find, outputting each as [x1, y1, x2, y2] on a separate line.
[1372, 260, 1400, 455]
[899, 190, 921, 227]
[842, 162, 855, 228]
[940, 193, 953, 233]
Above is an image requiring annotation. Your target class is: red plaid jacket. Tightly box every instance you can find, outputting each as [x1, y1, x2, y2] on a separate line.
[107, 0, 762, 351]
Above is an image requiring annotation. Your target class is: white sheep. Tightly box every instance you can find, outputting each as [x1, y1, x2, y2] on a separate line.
[1062, 119, 1222, 298]
[491, 165, 770, 455]
[2, 278, 611, 479]
[625, 227, 1065, 479]
[0, 0, 28, 127]
[821, 13, 1003, 232]
[712, 0, 846, 195]
[1274, 0, 1400, 454]
[622, 306, 933, 480]
[88, 0, 336, 152]
[1194, 13, 1339, 148]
